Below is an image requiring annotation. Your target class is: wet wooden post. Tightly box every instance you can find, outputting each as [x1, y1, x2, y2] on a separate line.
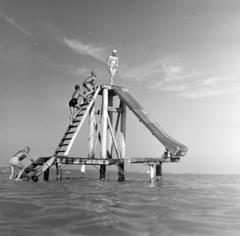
[56, 162, 63, 181]
[149, 164, 155, 182]
[156, 162, 162, 181]
[43, 168, 49, 181]
[100, 87, 108, 180]
[118, 102, 126, 182]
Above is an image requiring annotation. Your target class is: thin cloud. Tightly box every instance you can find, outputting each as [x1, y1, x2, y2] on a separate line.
[0, 11, 32, 37]
[121, 57, 240, 98]
[63, 37, 107, 62]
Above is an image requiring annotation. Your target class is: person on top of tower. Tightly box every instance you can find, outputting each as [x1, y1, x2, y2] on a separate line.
[107, 49, 118, 85]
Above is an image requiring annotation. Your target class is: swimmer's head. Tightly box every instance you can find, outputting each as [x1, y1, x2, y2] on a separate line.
[25, 146, 30, 153]
[112, 49, 117, 55]
[75, 84, 80, 90]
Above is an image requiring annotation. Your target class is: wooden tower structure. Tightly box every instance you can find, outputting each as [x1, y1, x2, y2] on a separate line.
[23, 85, 188, 182]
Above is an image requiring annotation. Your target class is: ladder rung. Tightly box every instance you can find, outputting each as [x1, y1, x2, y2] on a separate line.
[65, 131, 75, 135]
[62, 137, 72, 141]
[69, 125, 78, 128]
[56, 150, 66, 153]
[59, 144, 68, 147]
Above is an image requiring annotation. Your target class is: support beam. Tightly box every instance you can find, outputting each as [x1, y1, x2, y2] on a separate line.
[88, 104, 95, 159]
[101, 88, 108, 159]
[118, 163, 125, 182]
[55, 163, 59, 180]
[118, 101, 126, 182]
[149, 164, 155, 182]
[100, 88, 108, 180]
[43, 168, 49, 181]
[120, 102, 126, 158]
[56, 163, 63, 181]
[107, 95, 113, 158]
[100, 164, 106, 180]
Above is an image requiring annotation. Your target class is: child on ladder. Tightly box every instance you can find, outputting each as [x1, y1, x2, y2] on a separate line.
[82, 71, 97, 99]
[69, 84, 89, 125]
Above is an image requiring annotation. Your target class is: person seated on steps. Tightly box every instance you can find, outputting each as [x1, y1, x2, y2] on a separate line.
[9, 146, 35, 181]
[69, 84, 89, 125]
[82, 71, 97, 99]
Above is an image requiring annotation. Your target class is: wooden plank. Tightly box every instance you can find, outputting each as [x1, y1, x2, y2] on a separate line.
[55, 156, 170, 165]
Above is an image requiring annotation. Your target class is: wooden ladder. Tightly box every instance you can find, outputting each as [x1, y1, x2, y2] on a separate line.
[24, 87, 101, 179]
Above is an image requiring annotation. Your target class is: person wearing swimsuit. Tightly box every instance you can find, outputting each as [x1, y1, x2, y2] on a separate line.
[69, 84, 89, 125]
[107, 49, 118, 85]
[9, 146, 34, 181]
[82, 71, 97, 97]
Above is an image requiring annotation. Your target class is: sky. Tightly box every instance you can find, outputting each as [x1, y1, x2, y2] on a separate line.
[1, 0, 240, 174]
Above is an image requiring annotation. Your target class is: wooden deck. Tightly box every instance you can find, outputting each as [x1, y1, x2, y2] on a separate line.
[36, 156, 180, 166]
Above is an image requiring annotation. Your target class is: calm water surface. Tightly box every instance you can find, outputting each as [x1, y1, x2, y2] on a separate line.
[0, 169, 240, 236]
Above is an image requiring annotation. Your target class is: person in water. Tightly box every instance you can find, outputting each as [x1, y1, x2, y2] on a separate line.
[9, 146, 34, 181]
[69, 84, 89, 125]
[82, 71, 97, 97]
[107, 49, 118, 85]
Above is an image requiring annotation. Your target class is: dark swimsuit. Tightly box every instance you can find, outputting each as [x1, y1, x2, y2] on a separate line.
[69, 98, 77, 107]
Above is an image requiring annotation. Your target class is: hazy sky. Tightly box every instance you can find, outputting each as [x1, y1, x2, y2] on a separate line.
[1, 0, 240, 174]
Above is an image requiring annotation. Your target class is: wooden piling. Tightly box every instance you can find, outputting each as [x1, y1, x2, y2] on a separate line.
[156, 163, 162, 181]
[149, 165, 155, 182]
[43, 168, 49, 181]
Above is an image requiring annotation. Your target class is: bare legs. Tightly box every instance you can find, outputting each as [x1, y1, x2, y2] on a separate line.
[9, 162, 25, 181]
[109, 68, 117, 85]
[70, 104, 83, 125]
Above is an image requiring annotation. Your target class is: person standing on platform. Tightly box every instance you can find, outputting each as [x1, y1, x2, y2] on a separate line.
[9, 146, 34, 181]
[107, 49, 118, 85]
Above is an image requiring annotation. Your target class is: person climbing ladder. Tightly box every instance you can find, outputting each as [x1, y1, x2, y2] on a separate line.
[69, 84, 89, 125]
[82, 71, 97, 98]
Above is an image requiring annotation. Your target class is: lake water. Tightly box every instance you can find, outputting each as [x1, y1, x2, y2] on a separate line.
[0, 168, 240, 236]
